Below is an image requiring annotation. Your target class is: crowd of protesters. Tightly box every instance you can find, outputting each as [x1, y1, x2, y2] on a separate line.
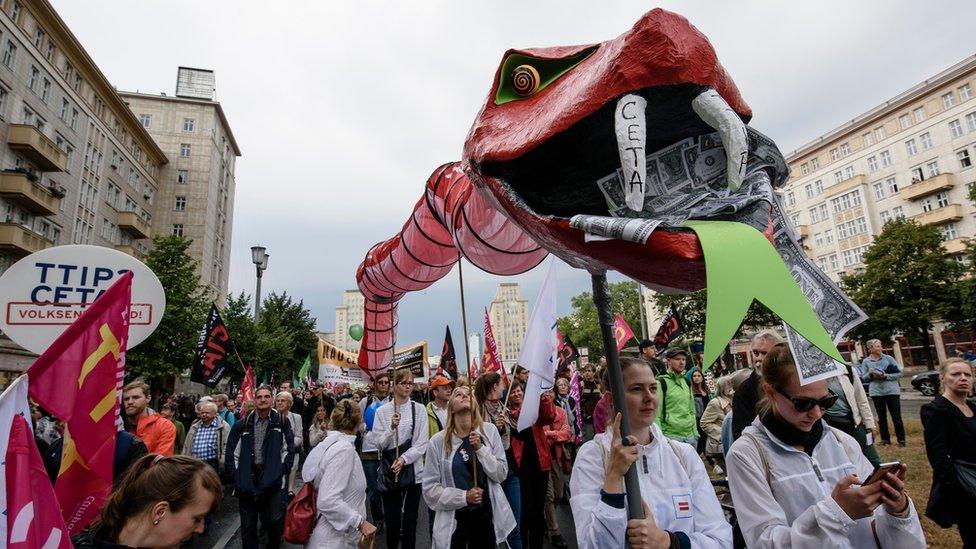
[31, 331, 976, 548]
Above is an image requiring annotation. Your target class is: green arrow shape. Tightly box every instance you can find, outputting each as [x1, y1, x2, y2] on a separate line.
[684, 220, 844, 369]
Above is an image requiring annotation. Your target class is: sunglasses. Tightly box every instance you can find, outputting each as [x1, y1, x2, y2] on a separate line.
[775, 387, 838, 413]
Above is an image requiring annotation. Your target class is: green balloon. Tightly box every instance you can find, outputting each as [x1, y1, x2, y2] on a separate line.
[349, 324, 364, 341]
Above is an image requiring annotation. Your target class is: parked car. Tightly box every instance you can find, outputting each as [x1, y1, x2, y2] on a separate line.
[911, 371, 939, 397]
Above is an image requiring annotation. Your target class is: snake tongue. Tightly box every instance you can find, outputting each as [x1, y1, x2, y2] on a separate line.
[614, 94, 648, 211]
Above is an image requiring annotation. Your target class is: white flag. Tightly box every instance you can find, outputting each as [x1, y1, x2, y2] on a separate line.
[517, 260, 558, 432]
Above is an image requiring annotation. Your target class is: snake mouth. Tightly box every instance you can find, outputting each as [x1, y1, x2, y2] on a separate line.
[475, 83, 720, 220]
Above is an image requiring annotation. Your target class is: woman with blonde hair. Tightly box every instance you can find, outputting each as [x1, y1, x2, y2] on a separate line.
[72, 454, 223, 548]
[423, 385, 515, 548]
[302, 399, 377, 548]
[700, 372, 736, 472]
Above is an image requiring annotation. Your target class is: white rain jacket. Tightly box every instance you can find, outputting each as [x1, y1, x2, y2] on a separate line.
[421, 422, 515, 549]
[726, 417, 924, 548]
[569, 423, 732, 548]
[301, 431, 366, 549]
[368, 399, 429, 483]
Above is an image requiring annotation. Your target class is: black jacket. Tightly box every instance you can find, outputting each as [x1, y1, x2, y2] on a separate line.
[731, 369, 761, 441]
[225, 410, 296, 496]
[920, 395, 976, 527]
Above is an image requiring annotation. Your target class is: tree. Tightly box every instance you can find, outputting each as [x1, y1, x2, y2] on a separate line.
[842, 218, 961, 367]
[557, 281, 643, 361]
[126, 236, 208, 389]
[649, 290, 779, 342]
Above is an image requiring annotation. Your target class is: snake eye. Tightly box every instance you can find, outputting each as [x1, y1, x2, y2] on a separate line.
[511, 65, 541, 97]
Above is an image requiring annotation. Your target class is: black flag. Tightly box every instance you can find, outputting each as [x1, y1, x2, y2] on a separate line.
[556, 331, 580, 377]
[653, 306, 684, 352]
[191, 304, 235, 387]
[440, 325, 458, 380]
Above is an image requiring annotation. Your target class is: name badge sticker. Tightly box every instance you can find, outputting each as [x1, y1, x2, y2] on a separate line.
[672, 493, 693, 519]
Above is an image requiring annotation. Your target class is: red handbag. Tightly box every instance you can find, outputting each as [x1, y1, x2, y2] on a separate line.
[283, 482, 317, 544]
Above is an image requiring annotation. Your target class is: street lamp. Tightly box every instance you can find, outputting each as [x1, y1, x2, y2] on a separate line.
[251, 245, 269, 322]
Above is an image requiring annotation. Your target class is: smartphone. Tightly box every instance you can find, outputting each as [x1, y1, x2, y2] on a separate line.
[864, 462, 901, 485]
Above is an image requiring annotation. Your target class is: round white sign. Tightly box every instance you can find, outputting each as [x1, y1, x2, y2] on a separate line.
[0, 245, 166, 354]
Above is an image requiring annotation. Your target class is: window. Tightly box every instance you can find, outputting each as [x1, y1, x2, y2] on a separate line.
[830, 148, 839, 161]
[28, 65, 39, 90]
[862, 132, 874, 147]
[10, 1, 20, 22]
[880, 149, 892, 167]
[33, 28, 45, 49]
[961, 84, 974, 101]
[899, 114, 912, 129]
[958, 149, 973, 169]
[124, 196, 137, 212]
[913, 107, 926, 122]
[920, 132, 933, 150]
[936, 191, 950, 208]
[60, 98, 69, 120]
[786, 191, 795, 209]
[819, 203, 829, 221]
[106, 184, 120, 208]
[880, 210, 891, 224]
[867, 155, 879, 173]
[873, 181, 886, 199]
[824, 229, 834, 244]
[809, 207, 820, 223]
[968, 112, 976, 132]
[875, 126, 886, 141]
[892, 206, 904, 219]
[0, 85, 7, 118]
[174, 196, 186, 211]
[172, 224, 184, 237]
[70, 109, 78, 130]
[180, 143, 191, 157]
[814, 180, 824, 195]
[790, 213, 800, 228]
[805, 184, 814, 199]
[139, 114, 151, 128]
[830, 189, 862, 213]
[2, 40, 16, 68]
[911, 165, 925, 182]
[811, 157, 820, 170]
[45, 41, 54, 61]
[814, 232, 824, 247]
[905, 139, 918, 156]
[840, 143, 851, 156]
[40, 78, 50, 102]
[943, 92, 956, 109]
[818, 257, 828, 272]
[921, 197, 934, 212]
[182, 118, 195, 132]
[844, 166, 855, 179]
[940, 223, 960, 240]
[177, 169, 188, 184]
[926, 160, 941, 178]
[801, 162, 809, 175]
[834, 170, 844, 183]
[828, 254, 840, 271]
[949, 119, 964, 138]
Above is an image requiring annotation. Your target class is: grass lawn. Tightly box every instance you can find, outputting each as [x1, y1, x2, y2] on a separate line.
[876, 418, 961, 548]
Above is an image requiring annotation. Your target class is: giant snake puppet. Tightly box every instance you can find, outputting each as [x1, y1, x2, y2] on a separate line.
[354, 10, 867, 502]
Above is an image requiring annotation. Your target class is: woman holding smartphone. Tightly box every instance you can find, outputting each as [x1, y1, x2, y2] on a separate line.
[727, 343, 924, 548]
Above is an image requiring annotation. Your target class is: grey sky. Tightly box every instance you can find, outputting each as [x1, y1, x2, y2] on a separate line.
[52, 0, 976, 357]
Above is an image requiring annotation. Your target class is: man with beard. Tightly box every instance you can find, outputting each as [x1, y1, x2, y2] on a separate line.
[122, 380, 176, 456]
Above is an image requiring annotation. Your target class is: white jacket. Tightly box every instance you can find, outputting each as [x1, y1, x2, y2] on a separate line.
[726, 417, 924, 548]
[569, 423, 732, 548]
[367, 399, 429, 482]
[301, 431, 365, 549]
[421, 422, 515, 549]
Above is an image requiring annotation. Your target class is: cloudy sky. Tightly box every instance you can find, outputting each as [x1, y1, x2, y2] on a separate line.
[53, 0, 976, 358]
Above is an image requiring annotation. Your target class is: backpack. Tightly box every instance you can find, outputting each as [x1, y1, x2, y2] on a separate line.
[283, 482, 316, 543]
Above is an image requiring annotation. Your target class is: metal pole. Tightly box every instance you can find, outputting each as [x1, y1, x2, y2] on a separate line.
[592, 272, 644, 519]
[254, 269, 263, 323]
[637, 284, 648, 340]
[458, 260, 472, 372]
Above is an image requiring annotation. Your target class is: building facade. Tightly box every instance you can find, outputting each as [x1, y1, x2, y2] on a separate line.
[0, 0, 167, 383]
[334, 289, 364, 354]
[782, 55, 976, 283]
[119, 74, 240, 303]
[488, 282, 528, 364]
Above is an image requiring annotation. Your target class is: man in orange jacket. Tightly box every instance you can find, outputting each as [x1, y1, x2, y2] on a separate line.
[122, 380, 176, 456]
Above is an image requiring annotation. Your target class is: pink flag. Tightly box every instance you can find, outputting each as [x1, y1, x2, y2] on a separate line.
[570, 373, 584, 445]
[613, 313, 636, 352]
[482, 308, 505, 379]
[27, 272, 132, 533]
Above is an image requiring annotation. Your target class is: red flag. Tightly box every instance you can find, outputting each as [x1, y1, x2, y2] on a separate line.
[482, 308, 504, 374]
[469, 357, 478, 379]
[27, 272, 132, 534]
[613, 313, 636, 352]
[241, 364, 256, 403]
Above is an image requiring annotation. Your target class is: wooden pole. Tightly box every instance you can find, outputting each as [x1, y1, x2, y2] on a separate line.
[592, 272, 644, 520]
[458, 260, 472, 374]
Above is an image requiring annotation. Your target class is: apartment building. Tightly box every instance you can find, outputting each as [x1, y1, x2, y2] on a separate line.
[334, 289, 365, 354]
[488, 282, 528, 365]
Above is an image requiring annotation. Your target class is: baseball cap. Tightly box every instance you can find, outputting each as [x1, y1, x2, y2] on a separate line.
[430, 375, 454, 389]
[663, 347, 690, 359]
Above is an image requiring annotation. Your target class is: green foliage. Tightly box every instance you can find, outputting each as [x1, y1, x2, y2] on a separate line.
[126, 236, 208, 387]
[556, 280, 643, 361]
[649, 290, 778, 342]
[842, 218, 961, 366]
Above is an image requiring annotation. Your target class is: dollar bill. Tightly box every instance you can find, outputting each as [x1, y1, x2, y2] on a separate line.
[569, 215, 664, 244]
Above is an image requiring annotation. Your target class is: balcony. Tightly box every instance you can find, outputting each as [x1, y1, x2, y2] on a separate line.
[943, 238, 969, 255]
[117, 211, 151, 239]
[0, 223, 52, 255]
[826, 175, 867, 198]
[900, 173, 954, 201]
[0, 171, 60, 215]
[911, 204, 964, 226]
[795, 224, 810, 239]
[6, 124, 67, 172]
[114, 244, 145, 260]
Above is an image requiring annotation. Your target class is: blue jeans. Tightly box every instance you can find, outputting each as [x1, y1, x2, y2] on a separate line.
[501, 471, 522, 549]
[363, 457, 384, 522]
